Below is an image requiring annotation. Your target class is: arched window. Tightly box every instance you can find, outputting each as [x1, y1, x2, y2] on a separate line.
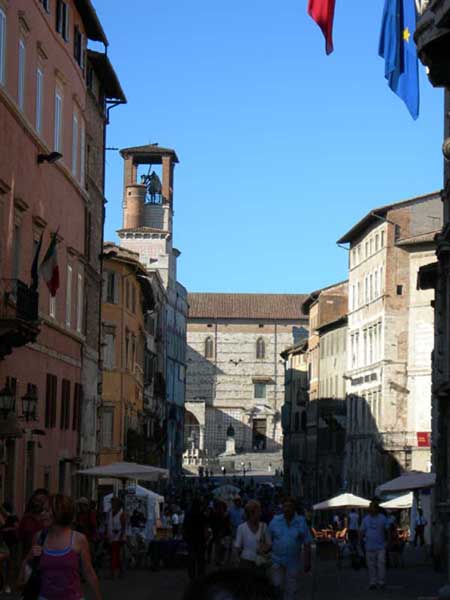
[256, 337, 265, 359]
[204, 337, 214, 359]
[294, 412, 300, 432]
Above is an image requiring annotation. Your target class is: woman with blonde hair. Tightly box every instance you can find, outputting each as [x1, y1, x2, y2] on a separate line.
[234, 499, 271, 568]
[20, 494, 102, 600]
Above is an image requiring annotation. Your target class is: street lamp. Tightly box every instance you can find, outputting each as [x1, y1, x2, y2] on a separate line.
[21, 386, 38, 422]
[0, 384, 15, 419]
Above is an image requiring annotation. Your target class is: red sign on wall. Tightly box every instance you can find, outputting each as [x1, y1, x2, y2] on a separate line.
[417, 432, 430, 447]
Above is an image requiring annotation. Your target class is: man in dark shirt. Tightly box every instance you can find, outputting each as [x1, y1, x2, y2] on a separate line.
[183, 499, 208, 580]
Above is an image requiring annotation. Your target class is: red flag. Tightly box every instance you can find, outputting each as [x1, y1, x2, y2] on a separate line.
[308, 0, 336, 55]
[40, 231, 60, 297]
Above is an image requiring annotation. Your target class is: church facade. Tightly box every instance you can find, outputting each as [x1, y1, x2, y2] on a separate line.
[184, 293, 308, 471]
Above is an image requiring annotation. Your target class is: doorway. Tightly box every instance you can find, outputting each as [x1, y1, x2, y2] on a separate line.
[252, 419, 267, 451]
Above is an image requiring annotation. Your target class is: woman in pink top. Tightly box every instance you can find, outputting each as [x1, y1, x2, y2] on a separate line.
[21, 494, 102, 600]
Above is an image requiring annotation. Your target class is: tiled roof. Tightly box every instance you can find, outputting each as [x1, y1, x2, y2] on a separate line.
[396, 230, 439, 246]
[120, 144, 179, 163]
[188, 293, 308, 320]
[337, 191, 441, 244]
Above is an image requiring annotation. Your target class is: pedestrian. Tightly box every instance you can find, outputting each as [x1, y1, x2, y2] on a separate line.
[183, 498, 208, 580]
[228, 497, 245, 539]
[172, 508, 180, 538]
[360, 499, 390, 590]
[19, 494, 102, 600]
[234, 500, 271, 568]
[106, 497, 126, 579]
[74, 498, 97, 543]
[18, 489, 50, 561]
[332, 513, 341, 531]
[269, 497, 312, 600]
[1, 501, 19, 594]
[208, 500, 231, 566]
[347, 508, 359, 548]
[413, 508, 427, 547]
[183, 567, 279, 600]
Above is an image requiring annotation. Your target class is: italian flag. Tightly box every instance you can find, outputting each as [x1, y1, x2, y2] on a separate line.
[40, 231, 60, 297]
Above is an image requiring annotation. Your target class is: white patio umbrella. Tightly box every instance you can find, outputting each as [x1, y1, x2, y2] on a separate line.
[313, 493, 371, 511]
[375, 471, 436, 495]
[380, 492, 413, 510]
[213, 484, 241, 503]
[77, 461, 169, 482]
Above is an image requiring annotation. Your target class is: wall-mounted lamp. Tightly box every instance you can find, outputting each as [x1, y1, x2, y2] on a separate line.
[37, 152, 63, 165]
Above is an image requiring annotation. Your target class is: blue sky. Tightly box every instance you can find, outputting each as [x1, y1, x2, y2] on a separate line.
[94, 0, 443, 294]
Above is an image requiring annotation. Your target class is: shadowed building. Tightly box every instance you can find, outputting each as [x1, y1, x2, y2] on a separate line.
[184, 293, 308, 473]
[338, 193, 440, 498]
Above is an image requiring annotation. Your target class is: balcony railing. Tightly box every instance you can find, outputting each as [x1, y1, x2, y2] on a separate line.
[1, 280, 39, 322]
[0, 280, 40, 358]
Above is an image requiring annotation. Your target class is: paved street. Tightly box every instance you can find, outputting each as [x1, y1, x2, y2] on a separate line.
[81, 549, 447, 600]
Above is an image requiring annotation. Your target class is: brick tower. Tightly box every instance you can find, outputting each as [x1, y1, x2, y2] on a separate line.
[118, 144, 179, 288]
[118, 143, 187, 476]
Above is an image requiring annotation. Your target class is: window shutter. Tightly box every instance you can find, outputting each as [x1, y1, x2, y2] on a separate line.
[71, 113, 78, 176]
[113, 273, 120, 304]
[80, 122, 86, 187]
[76, 273, 83, 333]
[66, 264, 72, 327]
[18, 39, 26, 110]
[0, 9, 6, 85]
[54, 91, 62, 153]
[102, 410, 113, 448]
[51, 376, 57, 428]
[102, 270, 107, 302]
[36, 68, 43, 133]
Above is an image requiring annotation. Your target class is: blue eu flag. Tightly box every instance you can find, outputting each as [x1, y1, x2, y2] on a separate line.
[379, 0, 420, 120]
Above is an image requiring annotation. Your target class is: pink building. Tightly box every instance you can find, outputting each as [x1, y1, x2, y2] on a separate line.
[0, 0, 125, 511]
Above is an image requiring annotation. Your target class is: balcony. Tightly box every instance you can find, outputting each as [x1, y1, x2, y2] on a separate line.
[0, 280, 40, 359]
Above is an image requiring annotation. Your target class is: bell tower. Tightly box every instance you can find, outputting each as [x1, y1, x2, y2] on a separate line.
[118, 144, 179, 288]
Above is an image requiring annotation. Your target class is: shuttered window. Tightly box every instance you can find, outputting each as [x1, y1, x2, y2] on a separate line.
[54, 90, 63, 153]
[18, 39, 25, 110]
[80, 122, 86, 187]
[60, 379, 71, 430]
[36, 68, 44, 134]
[103, 333, 115, 370]
[71, 112, 78, 176]
[104, 270, 119, 304]
[45, 374, 57, 428]
[65, 264, 72, 327]
[76, 273, 83, 333]
[72, 383, 82, 432]
[0, 9, 5, 86]
[102, 409, 114, 448]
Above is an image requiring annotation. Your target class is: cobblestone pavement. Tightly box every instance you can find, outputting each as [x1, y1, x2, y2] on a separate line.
[83, 555, 447, 600]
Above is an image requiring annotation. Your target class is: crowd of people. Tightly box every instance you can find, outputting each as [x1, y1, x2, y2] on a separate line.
[0, 479, 428, 599]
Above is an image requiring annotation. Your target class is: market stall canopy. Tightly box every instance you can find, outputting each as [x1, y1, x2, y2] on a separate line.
[380, 492, 413, 510]
[376, 471, 436, 495]
[313, 493, 371, 511]
[77, 461, 169, 482]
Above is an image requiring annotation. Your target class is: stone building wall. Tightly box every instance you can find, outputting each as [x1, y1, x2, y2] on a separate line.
[186, 320, 307, 458]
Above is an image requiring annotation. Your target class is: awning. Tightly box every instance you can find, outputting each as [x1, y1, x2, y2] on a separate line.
[376, 471, 436, 495]
[313, 493, 371, 511]
[380, 492, 413, 510]
[77, 461, 168, 482]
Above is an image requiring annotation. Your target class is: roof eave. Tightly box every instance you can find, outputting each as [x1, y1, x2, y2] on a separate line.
[74, 0, 108, 45]
[87, 50, 127, 103]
